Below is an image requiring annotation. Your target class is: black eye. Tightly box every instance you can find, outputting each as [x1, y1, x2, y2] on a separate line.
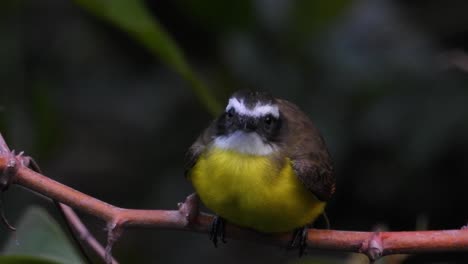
[264, 115, 273, 125]
[226, 108, 235, 118]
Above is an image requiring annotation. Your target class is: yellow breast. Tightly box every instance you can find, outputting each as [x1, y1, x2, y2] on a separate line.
[189, 147, 325, 233]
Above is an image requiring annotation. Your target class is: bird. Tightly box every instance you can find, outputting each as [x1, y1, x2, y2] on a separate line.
[185, 90, 335, 255]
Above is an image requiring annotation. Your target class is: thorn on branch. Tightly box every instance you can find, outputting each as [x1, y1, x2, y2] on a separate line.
[0, 133, 10, 155]
[0, 132, 39, 232]
[178, 193, 199, 226]
[0, 151, 18, 191]
[360, 232, 383, 262]
[105, 221, 124, 264]
[0, 134, 33, 232]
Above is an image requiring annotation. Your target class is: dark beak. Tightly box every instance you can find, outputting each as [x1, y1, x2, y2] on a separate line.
[239, 116, 257, 132]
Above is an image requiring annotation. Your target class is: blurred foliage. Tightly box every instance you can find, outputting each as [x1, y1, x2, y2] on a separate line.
[29, 84, 62, 158]
[74, 0, 222, 115]
[174, 0, 254, 32]
[2, 207, 83, 264]
[0, 256, 61, 264]
[289, 0, 351, 41]
[2, 0, 468, 263]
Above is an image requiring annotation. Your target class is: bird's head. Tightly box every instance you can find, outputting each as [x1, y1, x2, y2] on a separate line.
[214, 90, 282, 155]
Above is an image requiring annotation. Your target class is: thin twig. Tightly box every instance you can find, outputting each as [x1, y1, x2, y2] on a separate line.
[27, 157, 97, 264]
[60, 203, 119, 264]
[0, 134, 116, 264]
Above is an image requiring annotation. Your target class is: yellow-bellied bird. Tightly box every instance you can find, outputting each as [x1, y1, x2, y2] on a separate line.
[185, 90, 335, 255]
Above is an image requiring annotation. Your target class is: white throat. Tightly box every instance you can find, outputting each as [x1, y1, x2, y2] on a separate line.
[214, 131, 277, 155]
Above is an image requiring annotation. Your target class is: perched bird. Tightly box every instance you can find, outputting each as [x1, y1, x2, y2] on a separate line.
[185, 90, 335, 255]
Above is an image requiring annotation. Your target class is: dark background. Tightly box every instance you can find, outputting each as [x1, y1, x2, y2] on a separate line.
[2, 0, 468, 263]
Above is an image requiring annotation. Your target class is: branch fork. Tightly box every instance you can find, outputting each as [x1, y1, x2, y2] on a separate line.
[178, 193, 200, 226]
[0, 139, 31, 231]
[2, 133, 468, 263]
[360, 232, 383, 262]
[0, 134, 118, 264]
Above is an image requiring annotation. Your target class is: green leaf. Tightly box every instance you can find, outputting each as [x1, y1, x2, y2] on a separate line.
[289, 257, 343, 264]
[174, 0, 254, 32]
[0, 255, 61, 264]
[2, 206, 84, 264]
[289, 0, 351, 47]
[30, 83, 62, 158]
[292, 0, 351, 33]
[73, 0, 222, 115]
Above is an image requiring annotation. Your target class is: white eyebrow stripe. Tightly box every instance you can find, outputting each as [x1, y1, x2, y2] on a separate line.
[226, 98, 279, 118]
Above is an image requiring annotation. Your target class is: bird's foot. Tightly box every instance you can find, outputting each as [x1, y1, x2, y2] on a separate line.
[288, 226, 308, 257]
[209, 216, 226, 247]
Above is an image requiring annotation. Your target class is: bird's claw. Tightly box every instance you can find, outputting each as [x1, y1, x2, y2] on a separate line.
[288, 226, 308, 257]
[209, 216, 227, 247]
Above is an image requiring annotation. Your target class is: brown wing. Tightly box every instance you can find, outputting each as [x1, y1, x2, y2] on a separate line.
[277, 99, 336, 201]
[184, 120, 217, 177]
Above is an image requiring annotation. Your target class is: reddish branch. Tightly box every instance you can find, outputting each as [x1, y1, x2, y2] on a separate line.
[0, 136, 117, 264]
[59, 204, 118, 264]
[1, 141, 468, 262]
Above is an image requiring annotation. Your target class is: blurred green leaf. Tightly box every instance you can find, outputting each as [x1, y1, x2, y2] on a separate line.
[289, 256, 344, 264]
[0, 1, 22, 16]
[175, 0, 253, 32]
[30, 83, 62, 158]
[0, 255, 61, 264]
[73, 0, 222, 115]
[290, 0, 351, 41]
[2, 206, 84, 264]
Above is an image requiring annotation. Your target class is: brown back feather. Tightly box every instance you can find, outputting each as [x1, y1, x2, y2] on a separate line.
[276, 99, 336, 201]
